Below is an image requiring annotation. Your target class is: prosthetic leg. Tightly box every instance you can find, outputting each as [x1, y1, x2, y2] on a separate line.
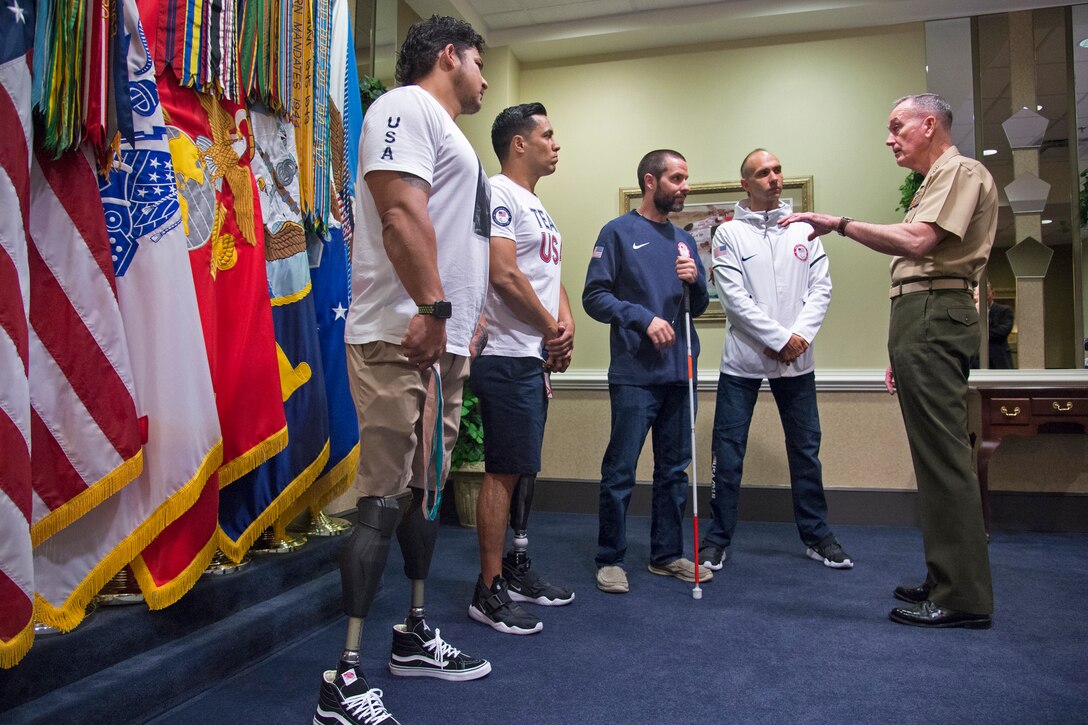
[506, 474, 536, 568]
[388, 486, 492, 679]
[396, 487, 439, 628]
[336, 493, 408, 673]
[502, 474, 574, 605]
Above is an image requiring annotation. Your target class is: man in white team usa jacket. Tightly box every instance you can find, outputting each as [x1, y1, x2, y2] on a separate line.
[697, 149, 853, 572]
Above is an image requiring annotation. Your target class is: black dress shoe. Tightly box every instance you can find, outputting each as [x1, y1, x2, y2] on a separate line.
[889, 601, 992, 629]
[893, 583, 930, 604]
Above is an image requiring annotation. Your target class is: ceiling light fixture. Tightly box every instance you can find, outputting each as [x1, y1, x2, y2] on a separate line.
[984, 149, 998, 156]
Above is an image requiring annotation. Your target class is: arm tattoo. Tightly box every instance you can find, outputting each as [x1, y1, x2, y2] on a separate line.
[398, 172, 431, 195]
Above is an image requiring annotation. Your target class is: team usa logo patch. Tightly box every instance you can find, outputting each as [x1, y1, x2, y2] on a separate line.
[677, 242, 691, 258]
[592, 245, 604, 258]
[492, 206, 512, 227]
[793, 244, 809, 262]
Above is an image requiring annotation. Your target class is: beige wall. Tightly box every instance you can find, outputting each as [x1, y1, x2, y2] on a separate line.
[541, 387, 1088, 494]
[540, 388, 918, 489]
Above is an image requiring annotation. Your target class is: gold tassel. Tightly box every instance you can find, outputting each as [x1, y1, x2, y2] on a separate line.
[34, 441, 224, 632]
[218, 425, 288, 488]
[131, 535, 218, 611]
[31, 451, 144, 547]
[0, 618, 34, 669]
[217, 441, 330, 562]
[276, 442, 359, 530]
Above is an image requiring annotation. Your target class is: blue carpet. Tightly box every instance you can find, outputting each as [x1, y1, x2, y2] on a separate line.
[147, 513, 1088, 724]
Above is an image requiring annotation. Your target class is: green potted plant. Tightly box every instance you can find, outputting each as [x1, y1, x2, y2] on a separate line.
[360, 75, 387, 112]
[450, 382, 485, 527]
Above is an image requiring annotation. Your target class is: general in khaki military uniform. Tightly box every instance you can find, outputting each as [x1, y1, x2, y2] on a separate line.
[888, 145, 996, 616]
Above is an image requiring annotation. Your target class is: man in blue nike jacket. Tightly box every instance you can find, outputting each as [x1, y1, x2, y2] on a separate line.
[583, 149, 713, 594]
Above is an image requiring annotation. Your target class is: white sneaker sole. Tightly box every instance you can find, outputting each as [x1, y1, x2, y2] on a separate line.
[467, 604, 543, 635]
[388, 658, 492, 681]
[700, 559, 724, 571]
[508, 589, 576, 606]
[805, 547, 854, 569]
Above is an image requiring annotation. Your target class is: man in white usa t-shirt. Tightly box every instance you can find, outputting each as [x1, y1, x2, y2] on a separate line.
[467, 103, 575, 636]
[317, 15, 491, 725]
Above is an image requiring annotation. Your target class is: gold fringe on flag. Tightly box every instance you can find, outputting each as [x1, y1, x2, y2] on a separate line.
[130, 533, 218, 611]
[34, 440, 224, 632]
[30, 451, 144, 547]
[217, 441, 330, 563]
[274, 441, 358, 536]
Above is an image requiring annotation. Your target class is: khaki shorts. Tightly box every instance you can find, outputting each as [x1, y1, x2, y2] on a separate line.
[346, 341, 469, 498]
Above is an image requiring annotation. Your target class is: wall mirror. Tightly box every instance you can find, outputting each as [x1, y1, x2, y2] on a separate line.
[929, 6, 1086, 370]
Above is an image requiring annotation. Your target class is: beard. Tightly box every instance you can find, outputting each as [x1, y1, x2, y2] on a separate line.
[453, 69, 483, 115]
[653, 186, 684, 215]
[458, 90, 482, 115]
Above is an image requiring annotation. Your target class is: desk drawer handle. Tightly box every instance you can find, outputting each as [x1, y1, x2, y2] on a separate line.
[1052, 401, 1073, 412]
[1000, 405, 1021, 418]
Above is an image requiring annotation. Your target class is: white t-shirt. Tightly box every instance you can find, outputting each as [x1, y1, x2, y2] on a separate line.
[481, 174, 562, 359]
[345, 85, 491, 356]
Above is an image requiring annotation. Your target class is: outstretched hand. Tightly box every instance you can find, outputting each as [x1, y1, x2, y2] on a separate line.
[779, 212, 841, 241]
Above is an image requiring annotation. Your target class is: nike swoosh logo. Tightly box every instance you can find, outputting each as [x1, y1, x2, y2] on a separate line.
[741, 254, 756, 261]
[633, 242, 650, 250]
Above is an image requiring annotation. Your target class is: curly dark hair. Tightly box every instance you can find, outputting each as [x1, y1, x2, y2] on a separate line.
[395, 15, 486, 87]
[491, 102, 547, 163]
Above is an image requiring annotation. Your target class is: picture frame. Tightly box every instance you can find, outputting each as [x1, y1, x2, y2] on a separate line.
[619, 177, 814, 321]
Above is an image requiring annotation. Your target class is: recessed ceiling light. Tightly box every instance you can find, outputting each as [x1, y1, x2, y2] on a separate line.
[1036, 104, 1044, 111]
[1080, 38, 1088, 48]
[983, 149, 998, 156]
[1042, 218, 1053, 224]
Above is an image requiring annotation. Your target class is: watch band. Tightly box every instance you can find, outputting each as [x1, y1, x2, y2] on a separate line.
[837, 216, 853, 236]
[418, 300, 452, 319]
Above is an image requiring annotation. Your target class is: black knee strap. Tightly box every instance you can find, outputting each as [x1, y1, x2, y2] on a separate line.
[397, 488, 438, 580]
[356, 494, 404, 534]
[338, 494, 407, 618]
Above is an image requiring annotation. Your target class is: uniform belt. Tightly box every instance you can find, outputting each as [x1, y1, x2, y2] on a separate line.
[888, 277, 972, 299]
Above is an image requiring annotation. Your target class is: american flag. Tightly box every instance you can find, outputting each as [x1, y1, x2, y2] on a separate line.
[0, 0, 36, 669]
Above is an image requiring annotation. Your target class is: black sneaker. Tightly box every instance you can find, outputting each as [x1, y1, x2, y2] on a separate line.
[468, 575, 543, 635]
[388, 618, 491, 681]
[698, 543, 727, 571]
[805, 536, 854, 569]
[503, 555, 575, 606]
[314, 666, 399, 725]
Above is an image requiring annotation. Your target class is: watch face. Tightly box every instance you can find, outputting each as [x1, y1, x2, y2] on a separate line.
[434, 300, 452, 319]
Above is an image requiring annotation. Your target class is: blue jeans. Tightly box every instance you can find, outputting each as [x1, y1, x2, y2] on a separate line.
[702, 371, 832, 549]
[597, 384, 692, 568]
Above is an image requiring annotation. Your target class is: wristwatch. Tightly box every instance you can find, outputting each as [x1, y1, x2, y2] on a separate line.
[837, 216, 853, 236]
[418, 300, 452, 319]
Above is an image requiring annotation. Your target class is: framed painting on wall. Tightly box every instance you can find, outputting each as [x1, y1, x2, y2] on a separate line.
[619, 177, 814, 321]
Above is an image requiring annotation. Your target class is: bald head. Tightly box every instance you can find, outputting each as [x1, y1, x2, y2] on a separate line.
[739, 149, 783, 212]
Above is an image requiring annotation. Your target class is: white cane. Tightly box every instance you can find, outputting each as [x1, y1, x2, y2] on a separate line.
[677, 242, 702, 601]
